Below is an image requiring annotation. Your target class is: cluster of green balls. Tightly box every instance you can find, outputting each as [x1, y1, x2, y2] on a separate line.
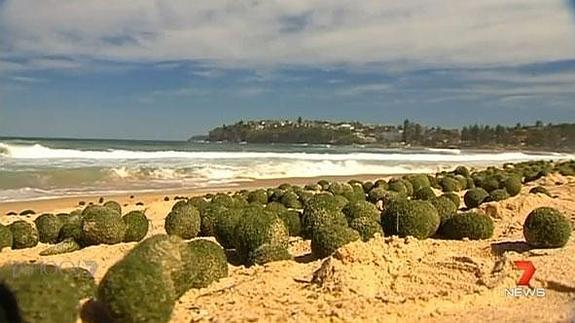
[0, 201, 150, 255]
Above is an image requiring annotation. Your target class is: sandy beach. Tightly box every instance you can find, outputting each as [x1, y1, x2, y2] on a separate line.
[0, 172, 574, 322]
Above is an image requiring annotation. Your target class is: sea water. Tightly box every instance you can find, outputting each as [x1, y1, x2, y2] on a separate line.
[0, 137, 573, 202]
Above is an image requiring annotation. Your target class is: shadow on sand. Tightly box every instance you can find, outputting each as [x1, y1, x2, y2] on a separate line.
[490, 241, 533, 256]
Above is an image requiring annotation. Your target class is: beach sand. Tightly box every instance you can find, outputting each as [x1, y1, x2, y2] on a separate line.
[0, 173, 574, 322]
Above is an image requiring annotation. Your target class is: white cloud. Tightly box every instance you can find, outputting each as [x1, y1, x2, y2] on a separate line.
[1, 0, 574, 70]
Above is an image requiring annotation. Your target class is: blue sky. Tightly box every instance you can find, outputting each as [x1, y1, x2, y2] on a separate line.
[1, 1, 575, 140]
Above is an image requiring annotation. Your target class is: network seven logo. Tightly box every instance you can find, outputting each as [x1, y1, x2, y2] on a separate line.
[505, 260, 546, 298]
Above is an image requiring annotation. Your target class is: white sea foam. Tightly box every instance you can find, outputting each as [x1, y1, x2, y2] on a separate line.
[1, 142, 573, 162]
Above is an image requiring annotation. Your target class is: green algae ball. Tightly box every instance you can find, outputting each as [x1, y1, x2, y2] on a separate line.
[280, 191, 302, 209]
[248, 243, 292, 266]
[199, 203, 228, 237]
[523, 207, 572, 248]
[185, 239, 228, 287]
[440, 212, 494, 240]
[0, 263, 80, 323]
[165, 205, 201, 239]
[529, 186, 552, 197]
[214, 207, 242, 249]
[488, 189, 510, 202]
[311, 225, 360, 259]
[504, 176, 522, 196]
[0, 225, 13, 251]
[342, 200, 380, 223]
[122, 210, 149, 242]
[232, 209, 289, 263]
[34, 213, 63, 244]
[58, 223, 83, 243]
[381, 200, 440, 239]
[62, 267, 97, 299]
[441, 193, 460, 209]
[9, 221, 39, 249]
[247, 189, 269, 205]
[349, 217, 384, 242]
[278, 209, 302, 237]
[414, 187, 436, 201]
[464, 188, 489, 209]
[103, 200, 122, 214]
[431, 196, 458, 225]
[81, 206, 126, 246]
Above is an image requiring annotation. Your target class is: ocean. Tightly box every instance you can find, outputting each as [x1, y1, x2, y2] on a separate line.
[0, 137, 573, 203]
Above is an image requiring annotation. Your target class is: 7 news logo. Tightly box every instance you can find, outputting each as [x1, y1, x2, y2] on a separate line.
[505, 260, 546, 298]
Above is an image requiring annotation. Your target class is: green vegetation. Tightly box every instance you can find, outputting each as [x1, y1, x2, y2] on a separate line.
[103, 200, 122, 214]
[39, 238, 81, 256]
[34, 213, 63, 244]
[523, 207, 572, 248]
[232, 208, 289, 264]
[98, 235, 181, 323]
[504, 176, 522, 196]
[62, 267, 97, 299]
[123, 211, 150, 242]
[165, 205, 201, 239]
[280, 191, 302, 209]
[439, 177, 461, 193]
[349, 217, 383, 241]
[488, 189, 510, 202]
[199, 119, 575, 149]
[199, 203, 228, 237]
[81, 206, 126, 246]
[214, 208, 242, 249]
[0, 225, 13, 251]
[248, 243, 293, 266]
[278, 210, 302, 237]
[381, 200, 440, 239]
[342, 200, 380, 224]
[185, 239, 228, 288]
[247, 189, 268, 205]
[431, 196, 458, 225]
[0, 264, 80, 323]
[414, 187, 436, 200]
[441, 193, 460, 209]
[9, 221, 39, 249]
[529, 186, 552, 197]
[311, 224, 360, 258]
[301, 195, 347, 238]
[440, 212, 494, 240]
[58, 223, 82, 243]
[464, 188, 489, 209]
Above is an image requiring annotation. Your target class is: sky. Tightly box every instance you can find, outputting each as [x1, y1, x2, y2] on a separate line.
[1, 1, 575, 140]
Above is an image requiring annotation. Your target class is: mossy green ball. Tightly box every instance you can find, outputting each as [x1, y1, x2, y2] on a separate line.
[62, 267, 97, 299]
[504, 176, 522, 196]
[165, 206, 201, 240]
[34, 213, 63, 244]
[464, 188, 489, 209]
[9, 221, 39, 249]
[349, 217, 384, 242]
[523, 207, 572, 248]
[232, 209, 289, 263]
[414, 187, 436, 201]
[123, 211, 149, 242]
[214, 208, 242, 249]
[342, 200, 380, 223]
[81, 206, 126, 246]
[381, 200, 440, 239]
[103, 200, 122, 215]
[185, 239, 228, 287]
[0, 263, 80, 323]
[440, 212, 494, 240]
[311, 225, 360, 259]
[488, 189, 510, 202]
[248, 243, 292, 266]
[0, 225, 13, 251]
